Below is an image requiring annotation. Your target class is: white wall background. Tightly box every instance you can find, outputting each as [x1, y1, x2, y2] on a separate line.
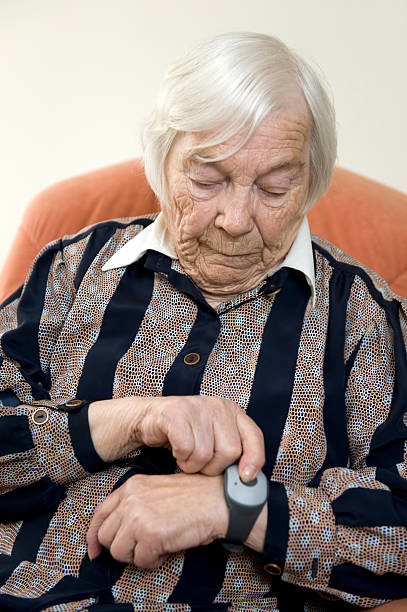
[1, 0, 406, 270]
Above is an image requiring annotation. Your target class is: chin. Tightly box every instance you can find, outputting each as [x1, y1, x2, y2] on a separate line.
[200, 273, 255, 294]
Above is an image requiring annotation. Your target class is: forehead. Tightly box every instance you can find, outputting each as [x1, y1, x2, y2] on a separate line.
[171, 106, 311, 176]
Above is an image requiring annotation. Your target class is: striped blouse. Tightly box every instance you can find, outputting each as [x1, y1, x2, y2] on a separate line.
[0, 214, 406, 611]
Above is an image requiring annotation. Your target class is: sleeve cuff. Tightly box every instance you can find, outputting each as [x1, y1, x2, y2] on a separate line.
[67, 403, 110, 473]
[263, 480, 289, 576]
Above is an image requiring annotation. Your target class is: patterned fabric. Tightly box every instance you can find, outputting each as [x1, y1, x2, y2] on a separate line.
[0, 214, 406, 611]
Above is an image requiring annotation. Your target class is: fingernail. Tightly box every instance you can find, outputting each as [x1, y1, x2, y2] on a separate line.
[88, 551, 93, 562]
[240, 465, 256, 482]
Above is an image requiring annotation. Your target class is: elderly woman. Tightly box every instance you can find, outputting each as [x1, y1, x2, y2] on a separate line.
[0, 32, 406, 611]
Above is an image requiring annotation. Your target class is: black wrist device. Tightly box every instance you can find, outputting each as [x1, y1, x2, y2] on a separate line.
[222, 464, 268, 553]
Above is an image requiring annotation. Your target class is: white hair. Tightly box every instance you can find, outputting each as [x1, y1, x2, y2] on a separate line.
[142, 32, 337, 210]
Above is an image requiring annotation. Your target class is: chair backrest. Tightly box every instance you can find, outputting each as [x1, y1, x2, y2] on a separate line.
[1, 159, 406, 302]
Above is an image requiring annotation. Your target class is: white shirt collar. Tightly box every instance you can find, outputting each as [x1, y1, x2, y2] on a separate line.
[102, 212, 316, 305]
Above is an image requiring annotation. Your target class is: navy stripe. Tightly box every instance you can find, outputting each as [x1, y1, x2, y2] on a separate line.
[144, 250, 213, 310]
[246, 269, 310, 478]
[68, 405, 109, 472]
[275, 598, 304, 612]
[0, 574, 111, 611]
[376, 465, 407, 491]
[144, 252, 222, 394]
[0, 476, 66, 521]
[166, 269, 213, 309]
[90, 605, 134, 611]
[72, 218, 154, 290]
[0, 415, 33, 455]
[275, 580, 356, 611]
[162, 303, 220, 396]
[167, 542, 229, 604]
[12, 506, 60, 562]
[368, 299, 407, 467]
[1, 246, 57, 399]
[273, 581, 309, 612]
[329, 563, 407, 599]
[263, 481, 289, 572]
[345, 335, 363, 381]
[332, 487, 407, 526]
[76, 259, 154, 402]
[74, 225, 120, 290]
[0, 390, 20, 407]
[312, 242, 394, 310]
[317, 269, 354, 474]
[78, 549, 123, 605]
[189, 606, 229, 611]
[0, 554, 20, 587]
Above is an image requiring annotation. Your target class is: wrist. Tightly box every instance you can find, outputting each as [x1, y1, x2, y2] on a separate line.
[244, 503, 267, 553]
[88, 397, 146, 462]
[210, 473, 230, 540]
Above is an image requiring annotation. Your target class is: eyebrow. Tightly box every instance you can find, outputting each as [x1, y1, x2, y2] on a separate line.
[257, 161, 306, 179]
[186, 155, 305, 177]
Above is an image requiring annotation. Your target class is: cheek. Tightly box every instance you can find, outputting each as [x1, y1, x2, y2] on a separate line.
[257, 187, 306, 242]
[173, 193, 217, 239]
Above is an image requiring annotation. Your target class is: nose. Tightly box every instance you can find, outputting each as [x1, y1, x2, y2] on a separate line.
[214, 188, 254, 237]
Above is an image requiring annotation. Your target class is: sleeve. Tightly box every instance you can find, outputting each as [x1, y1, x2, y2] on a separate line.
[263, 297, 407, 608]
[0, 236, 109, 522]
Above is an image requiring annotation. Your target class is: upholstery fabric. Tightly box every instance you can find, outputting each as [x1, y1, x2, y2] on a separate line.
[0, 161, 406, 303]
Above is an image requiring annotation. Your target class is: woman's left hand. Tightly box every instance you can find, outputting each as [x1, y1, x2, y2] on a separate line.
[86, 472, 229, 567]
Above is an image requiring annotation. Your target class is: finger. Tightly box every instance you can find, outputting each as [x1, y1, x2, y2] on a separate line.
[167, 409, 214, 473]
[167, 415, 195, 464]
[96, 509, 123, 552]
[200, 416, 242, 476]
[236, 412, 265, 482]
[108, 524, 137, 564]
[86, 491, 120, 560]
[133, 539, 169, 569]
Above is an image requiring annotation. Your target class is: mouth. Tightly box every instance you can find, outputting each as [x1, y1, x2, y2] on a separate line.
[212, 252, 263, 265]
[199, 241, 262, 260]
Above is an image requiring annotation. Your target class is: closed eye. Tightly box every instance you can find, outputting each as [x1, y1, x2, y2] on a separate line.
[191, 180, 220, 189]
[257, 185, 287, 198]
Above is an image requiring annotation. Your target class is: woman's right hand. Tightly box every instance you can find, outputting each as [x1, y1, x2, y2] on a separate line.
[88, 395, 265, 481]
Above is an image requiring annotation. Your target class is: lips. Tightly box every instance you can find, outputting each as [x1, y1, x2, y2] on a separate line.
[199, 240, 262, 258]
[220, 253, 252, 257]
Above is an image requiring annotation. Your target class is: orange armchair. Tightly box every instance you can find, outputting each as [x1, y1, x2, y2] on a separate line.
[0, 160, 406, 304]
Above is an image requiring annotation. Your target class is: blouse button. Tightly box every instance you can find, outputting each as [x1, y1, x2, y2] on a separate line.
[184, 352, 201, 366]
[264, 288, 282, 298]
[31, 408, 49, 425]
[263, 562, 282, 576]
[65, 399, 85, 408]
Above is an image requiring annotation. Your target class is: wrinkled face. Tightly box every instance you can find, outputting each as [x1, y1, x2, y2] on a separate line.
[163, 101, 311, 306]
